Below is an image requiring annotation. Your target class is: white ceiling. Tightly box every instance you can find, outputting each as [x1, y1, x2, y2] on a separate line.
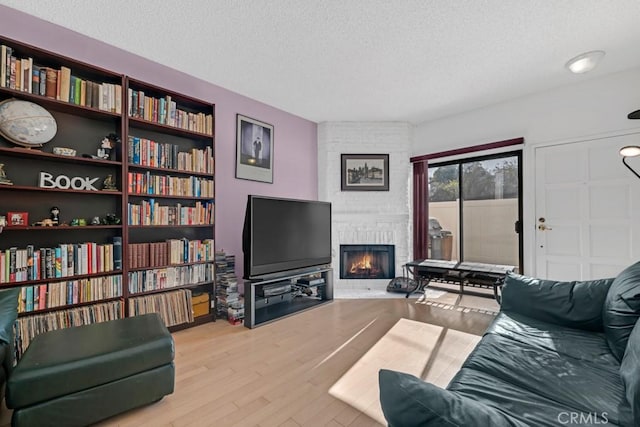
[2, 0, 640, 124]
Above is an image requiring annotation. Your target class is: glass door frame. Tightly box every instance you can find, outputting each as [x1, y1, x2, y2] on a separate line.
[427, 149, 523, 270]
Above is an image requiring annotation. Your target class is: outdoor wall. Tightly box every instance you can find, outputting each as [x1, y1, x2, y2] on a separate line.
[0, 6, 319, 278]
[414, 67, 640, 275]
[429, 199, 519, 267]
[427, 201, 459, 260]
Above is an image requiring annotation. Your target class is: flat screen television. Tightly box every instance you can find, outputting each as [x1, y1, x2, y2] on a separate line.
[243, 195, 332, 279]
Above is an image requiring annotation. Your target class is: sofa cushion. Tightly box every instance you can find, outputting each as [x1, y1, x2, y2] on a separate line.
[457, 331, 626, 424]
[620, 320, 640, 425]
[448, 367, 622, 427]
[0, 287, 20, 345]
[487, 312, 618, 368]
[501, 273, 613, 331]
[603, 261, 640, 361]
[378, 369, 525, 427]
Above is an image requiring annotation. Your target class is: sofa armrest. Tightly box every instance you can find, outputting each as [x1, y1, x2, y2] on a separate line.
[501, 273, 613, 331]
[378, 369, 523, 427]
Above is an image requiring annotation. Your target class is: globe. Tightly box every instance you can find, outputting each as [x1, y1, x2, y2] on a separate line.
[0, 99, 57, 148]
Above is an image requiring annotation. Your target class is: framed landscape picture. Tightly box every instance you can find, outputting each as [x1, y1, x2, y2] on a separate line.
[235, 114, 274, 183]
[341, 154, 389, 191]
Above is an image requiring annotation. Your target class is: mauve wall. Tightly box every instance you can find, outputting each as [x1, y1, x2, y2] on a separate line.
[0, 6, 319, 278]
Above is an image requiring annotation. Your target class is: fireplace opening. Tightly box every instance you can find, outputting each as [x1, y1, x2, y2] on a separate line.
[340, 244, 395, 279]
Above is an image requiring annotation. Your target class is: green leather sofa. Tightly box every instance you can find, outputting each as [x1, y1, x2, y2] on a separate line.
[379, 261, 640, 426]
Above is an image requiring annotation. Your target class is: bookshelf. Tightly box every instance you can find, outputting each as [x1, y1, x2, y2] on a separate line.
[0, 36, 216, 357]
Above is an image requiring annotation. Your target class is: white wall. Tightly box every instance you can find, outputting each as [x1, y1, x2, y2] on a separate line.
[318, 122, 412, 291]
[414, 67, 640, 275]
[413, 67, 640, 155]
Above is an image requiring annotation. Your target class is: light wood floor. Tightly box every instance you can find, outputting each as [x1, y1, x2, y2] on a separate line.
[1, 297, 496, 427]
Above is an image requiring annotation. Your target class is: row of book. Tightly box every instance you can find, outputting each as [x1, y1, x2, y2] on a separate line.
[18, 275, 123, 313]
[128, 136, 214, 174]
[127, 171, 214, 198]
[1, 45, 121, 113]
[128, 289, 194, 327]
[128, 239, 215, 269]
[0, 238, 122, 284]
[128, 263, 214, 294]
[127, 200, 214, 226]
[127, 89, 213, 135]
[215, 251, 243, 323]
[14, 300, 123, 359]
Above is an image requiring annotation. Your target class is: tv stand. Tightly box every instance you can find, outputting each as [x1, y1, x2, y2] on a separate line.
[244, 266, 333, 328]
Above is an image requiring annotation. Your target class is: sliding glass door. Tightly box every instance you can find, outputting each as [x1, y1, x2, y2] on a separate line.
[427, 151, 522, 271]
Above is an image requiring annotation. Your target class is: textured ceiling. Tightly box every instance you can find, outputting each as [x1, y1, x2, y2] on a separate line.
[2, 1, 640, 124]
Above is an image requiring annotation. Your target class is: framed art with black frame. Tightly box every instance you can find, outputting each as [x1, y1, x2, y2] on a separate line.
[235, 114, 274, 183]
[341, 153, 389, 191]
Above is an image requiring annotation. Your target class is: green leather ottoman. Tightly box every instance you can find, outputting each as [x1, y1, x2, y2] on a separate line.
[6, 313, 175, 427]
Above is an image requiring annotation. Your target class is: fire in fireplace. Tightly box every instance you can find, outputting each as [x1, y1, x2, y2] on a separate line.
[340, 244, 395, 279]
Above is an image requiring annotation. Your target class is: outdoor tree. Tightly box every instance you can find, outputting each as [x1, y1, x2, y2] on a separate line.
[462, 161, 496, 200]
[429, 160, 518, 201]
[429, 165, 458, 201]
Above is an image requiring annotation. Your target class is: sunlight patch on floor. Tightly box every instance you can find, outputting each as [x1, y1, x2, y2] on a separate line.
[313, 317, 378, 370]
[328, 318, 481, 424]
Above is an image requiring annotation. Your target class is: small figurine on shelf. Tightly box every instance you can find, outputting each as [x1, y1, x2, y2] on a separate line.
[50, 206, 60, 225]
[33, 219, 54, 227]
[102, 174, 118, 191]
[97, 133, 119, 160]
[90, 216, 101, 225]
[0, 164, 13, 185]
[83, 133, 120, 160]
[101, 213, 121, 225]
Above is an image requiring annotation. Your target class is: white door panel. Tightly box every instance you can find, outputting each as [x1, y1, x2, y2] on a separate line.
[535, 133, 640, 280]
[545, 188, 580, 219]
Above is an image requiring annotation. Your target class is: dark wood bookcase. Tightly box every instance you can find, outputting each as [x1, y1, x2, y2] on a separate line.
[0, 36, 216, 355]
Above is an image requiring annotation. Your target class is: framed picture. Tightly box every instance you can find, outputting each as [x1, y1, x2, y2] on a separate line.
[341, 154, 389, 191]
[235, 114, 274, 183]
[7, 211, 28, 226]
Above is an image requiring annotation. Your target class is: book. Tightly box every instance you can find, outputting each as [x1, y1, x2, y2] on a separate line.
[45, 67, 57, 98]
[39, 67, 47, 96]
[74, 77, 82, 105]
[15, 56, 21, 91]
[0, 45, 6, 88]
[31, 65, 40, 94]
[59, 66, 71, 102]
[21, 58, 32, 93]
[9, 56, 16, 89]
[112, 237, 122, 271]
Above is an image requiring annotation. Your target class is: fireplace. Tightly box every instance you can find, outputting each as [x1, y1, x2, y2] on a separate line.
[340, 244, 395, 279]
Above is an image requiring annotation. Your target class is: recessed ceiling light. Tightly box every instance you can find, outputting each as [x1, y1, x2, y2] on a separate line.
[565, 50, 605, 74]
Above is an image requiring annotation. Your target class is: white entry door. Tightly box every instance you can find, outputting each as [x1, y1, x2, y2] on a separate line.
[535, 133, 640, 281]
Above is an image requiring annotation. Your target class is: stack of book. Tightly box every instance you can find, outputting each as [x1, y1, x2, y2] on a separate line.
[127, 90, 213, 135]
[128, 263, 214, 294]
[127, 136, 214, 173]
[0, 237, 122, 283]
[128, 239, 215, 269]
[215, 251, 243, 323]
[1, 44, 121, 112]
[128, 289, 194, 327]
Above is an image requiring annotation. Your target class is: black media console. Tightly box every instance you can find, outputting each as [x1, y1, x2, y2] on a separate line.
[244, 266, 333, 328]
